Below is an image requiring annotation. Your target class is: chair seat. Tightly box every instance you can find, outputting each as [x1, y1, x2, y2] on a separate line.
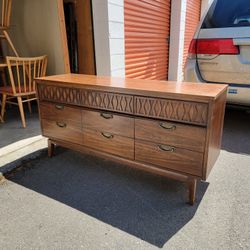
[0, 86, 35, 95]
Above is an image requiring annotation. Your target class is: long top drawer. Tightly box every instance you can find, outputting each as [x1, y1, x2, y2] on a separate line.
[37, 84, 208, 125]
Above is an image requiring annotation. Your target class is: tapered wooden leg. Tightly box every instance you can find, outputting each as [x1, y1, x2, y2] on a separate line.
[17, 96, 26, 128]
[27, 97, 32, 114]
[3, 30, 19, 57]
[48, 139, 54, 158]
[0, 68, 7, 86]
[1, 94, 7, 121]
[188, 178, 197, 205]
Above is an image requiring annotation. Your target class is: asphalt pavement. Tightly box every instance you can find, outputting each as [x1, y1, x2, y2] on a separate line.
[0, 108, 250, 249]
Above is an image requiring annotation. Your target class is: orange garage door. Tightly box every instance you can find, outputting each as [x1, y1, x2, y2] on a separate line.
[124, 0, 171, 80]
[183, 0, 201, 70]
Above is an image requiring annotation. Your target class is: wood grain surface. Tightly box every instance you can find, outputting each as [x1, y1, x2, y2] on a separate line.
[135, 118, 206, 152]
[41, 119, 83, 145]
[40, 102, 81, 125]
[135, 140, 203, 177]
[134, 96, 208, 125]
[83, 128, 134, 160]
[36, 74, 228, 101]
[82, 109, 134, 138]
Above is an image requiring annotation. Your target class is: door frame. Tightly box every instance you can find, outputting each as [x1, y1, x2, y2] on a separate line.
[57, 0, 71, 73]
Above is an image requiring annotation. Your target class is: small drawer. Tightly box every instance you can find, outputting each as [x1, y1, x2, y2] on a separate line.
[135, 140, 203, 177]
[134, 96, 208, 126]
[82, 110, 134, 138]
[41, 119, 83, 145]
[135, 118, 206, 152]
[40, 102, 81, 125]
[83, 128, 134, 160]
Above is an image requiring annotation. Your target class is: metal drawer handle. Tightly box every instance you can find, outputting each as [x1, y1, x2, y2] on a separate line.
[101, 132, 114, 139]
[158, 144, 175, 152]
[55, 104, 64, 110]
[159, 122, 176, 130]
[100, 112, 113, 119]
[56, 122, 67, 128]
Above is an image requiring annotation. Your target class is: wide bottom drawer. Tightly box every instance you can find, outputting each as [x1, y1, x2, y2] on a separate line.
[83, 128, 134, 160]
[41, 119, 83, 145]
[135, 140, 203, 177]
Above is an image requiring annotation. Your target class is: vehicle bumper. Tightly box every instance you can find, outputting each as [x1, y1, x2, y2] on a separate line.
[227, 84, 250, 106]
[184, 59, 250, 106]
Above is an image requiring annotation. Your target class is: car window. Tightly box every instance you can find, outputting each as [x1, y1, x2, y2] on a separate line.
[202, 0, 250, 28]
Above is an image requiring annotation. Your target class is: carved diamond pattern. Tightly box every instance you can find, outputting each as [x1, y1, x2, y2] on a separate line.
[135, 96, 208, 125]
[37, 84, 208, 125]
[37, 84, 134, 114]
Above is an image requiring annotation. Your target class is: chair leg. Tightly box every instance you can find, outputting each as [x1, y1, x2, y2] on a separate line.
[0, 68, 7, 86]
[1, 94, 7, 121]
[3, 30, 19, 57]
[17, 97, 26, 128]
[27, 97, 32, 114]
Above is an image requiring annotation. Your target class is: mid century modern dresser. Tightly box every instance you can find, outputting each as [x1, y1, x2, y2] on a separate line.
[36, 74, 227, 205]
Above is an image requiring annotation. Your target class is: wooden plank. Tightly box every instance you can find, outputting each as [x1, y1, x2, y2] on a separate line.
[75, 0, 96, 75]
[57, 0, 71, 74]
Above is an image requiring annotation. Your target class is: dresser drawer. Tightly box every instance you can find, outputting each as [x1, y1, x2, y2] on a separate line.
[135, 118, 206, 152]
[41, 119, 83, 145]
[82, 110, 134, 138]
[40, 102, 81, 125]
[134, 96, 208, 126]
[83, 128, 134, 160]
[135, 140, 203, 176]
[37, 84, 134, 114]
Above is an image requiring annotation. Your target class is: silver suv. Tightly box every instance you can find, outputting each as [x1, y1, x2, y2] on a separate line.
[184, 0, 250, 106]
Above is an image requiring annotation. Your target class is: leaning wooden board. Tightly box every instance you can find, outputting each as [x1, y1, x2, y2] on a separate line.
[36, 74, 227, 204]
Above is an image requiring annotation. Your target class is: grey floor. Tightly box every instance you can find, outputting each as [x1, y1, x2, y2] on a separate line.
[0, 104, 41, 148]
[0, 107, 250, 249]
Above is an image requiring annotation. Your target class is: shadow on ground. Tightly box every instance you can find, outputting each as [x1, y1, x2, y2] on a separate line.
[6, 105, 249, 246]
[222, 107, 250, 155]
[6, 148, 208, 247]
[0, 105, 41, 148]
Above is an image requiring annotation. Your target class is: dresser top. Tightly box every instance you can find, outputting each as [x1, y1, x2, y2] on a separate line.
[37, 74, 227, 101]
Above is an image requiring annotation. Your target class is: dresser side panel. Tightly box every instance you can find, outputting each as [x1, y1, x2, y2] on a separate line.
[203, 89, 227, 180]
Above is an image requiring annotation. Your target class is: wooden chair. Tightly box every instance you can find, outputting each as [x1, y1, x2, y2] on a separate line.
[0, 0, 18, 57]
[0, 56, 48, 128]
[0, 0, 18, 122]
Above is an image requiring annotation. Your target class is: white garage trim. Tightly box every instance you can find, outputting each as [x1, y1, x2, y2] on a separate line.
[168, 0, 187, 81]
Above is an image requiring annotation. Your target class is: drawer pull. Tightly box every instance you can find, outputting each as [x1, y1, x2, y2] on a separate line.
[158, 144, 175, 152]
[55, 104, 64, 110]
[101, 132, 114, 139]
[56, 122, 67, 128]
[159, 122, 176, 130]
[100, 112, 113, 119]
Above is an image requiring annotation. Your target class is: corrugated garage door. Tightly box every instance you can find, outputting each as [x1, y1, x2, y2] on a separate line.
[183, 0, 201, 70]
[124, 0, 171, 80]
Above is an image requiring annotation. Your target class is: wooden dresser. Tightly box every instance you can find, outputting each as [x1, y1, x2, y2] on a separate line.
[36, 74, 227, 204]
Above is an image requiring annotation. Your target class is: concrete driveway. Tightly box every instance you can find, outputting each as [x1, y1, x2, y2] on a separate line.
[0, 108, 250, 249]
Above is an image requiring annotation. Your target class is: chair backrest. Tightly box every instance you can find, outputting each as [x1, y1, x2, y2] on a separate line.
[0, 0, 12, 28]
[7, 56, 48, 95]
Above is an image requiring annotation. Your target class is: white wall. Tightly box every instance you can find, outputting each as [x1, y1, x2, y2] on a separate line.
[92, 0, 125, 77]
[92, 0, 111, 76]
[9, 0, 65, 75]
[168, 0, 187, 81]
[108, 0, 125, 77]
